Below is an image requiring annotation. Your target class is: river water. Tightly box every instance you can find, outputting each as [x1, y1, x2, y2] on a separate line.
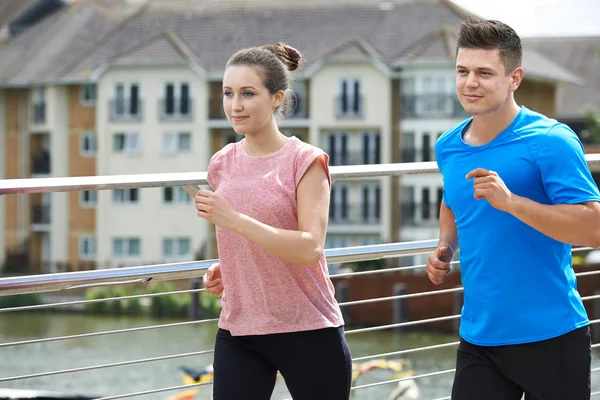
[1, 313, 599, 399]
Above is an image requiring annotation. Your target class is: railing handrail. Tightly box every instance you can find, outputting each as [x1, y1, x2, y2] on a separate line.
[0, 163, 436, 195]
[2, 154, 600, 195]
[1, 156, 600, 295]
[0, 240, 439, 296]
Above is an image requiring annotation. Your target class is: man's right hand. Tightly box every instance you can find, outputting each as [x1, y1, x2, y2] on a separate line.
[426, 244, 454, 285]
[203, 263, 224, 297]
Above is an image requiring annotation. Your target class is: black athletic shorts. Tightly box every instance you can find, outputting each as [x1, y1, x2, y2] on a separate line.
[451, 325, 591, 400]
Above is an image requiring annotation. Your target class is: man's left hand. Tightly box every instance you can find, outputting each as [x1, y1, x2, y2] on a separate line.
[466, 168, 514, 212]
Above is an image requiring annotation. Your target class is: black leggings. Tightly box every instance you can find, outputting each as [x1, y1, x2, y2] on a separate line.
[213, 326, 352, 400]
[452, 325, 591, 400]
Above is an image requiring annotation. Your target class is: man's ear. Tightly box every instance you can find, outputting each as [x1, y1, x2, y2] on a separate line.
[510, 67, 524, 92]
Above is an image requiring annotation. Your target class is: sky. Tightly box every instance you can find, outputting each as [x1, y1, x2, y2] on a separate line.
[451, 0, 600, 37]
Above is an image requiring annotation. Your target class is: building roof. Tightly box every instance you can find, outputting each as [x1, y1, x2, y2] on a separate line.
[0, 0, 50, 42]
[524, 36, 600, 119]
[0, 0, 583, 90]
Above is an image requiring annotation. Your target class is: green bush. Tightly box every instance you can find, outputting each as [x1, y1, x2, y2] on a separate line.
[0, 293, 43, 309]
[122, 288, 143, 315]
[199, 291, 222, 317]
[149, 281, 180, 317]
[84, 286, 111, 314]
[109, 286, 127, 315]
[83, 282, 206, 318]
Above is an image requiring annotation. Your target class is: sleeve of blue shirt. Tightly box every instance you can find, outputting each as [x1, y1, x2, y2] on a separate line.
[535, 124, 600, 205]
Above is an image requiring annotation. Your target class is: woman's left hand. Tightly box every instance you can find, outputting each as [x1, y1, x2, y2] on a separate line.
[195, 190, 240, 230]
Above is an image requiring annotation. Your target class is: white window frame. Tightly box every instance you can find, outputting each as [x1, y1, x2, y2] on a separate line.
[325, 131, 349, 166]
[162, 132, 191, 155]
[80, 190, 97, 208]
[162, 237, 192, 258]
[338, 78, 362, 117]
[330, 184, 349, 223]
[114, 82, 140, 116]
[113, 132, 141, 155]
[80, 132, 97, 157]
[79, 236, 96, 260]
[163, 82, 191, 115]
[361, 184, 381, 222]
[79, 84, 97, 106]
[325, 236, 349, 249]
[112, 237, 141, 258]
[112, 189, 139, 204]
[33, 86, 45, 105]
[418, 74, 453, 116]
[361, 132, 380, 164]
[163, 187, 192, 204]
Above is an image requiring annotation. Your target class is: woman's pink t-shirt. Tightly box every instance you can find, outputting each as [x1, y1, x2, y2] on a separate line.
[207, 136, 344, 336]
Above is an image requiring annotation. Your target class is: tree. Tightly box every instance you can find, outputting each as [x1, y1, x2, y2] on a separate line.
[581, 109, 600, 144]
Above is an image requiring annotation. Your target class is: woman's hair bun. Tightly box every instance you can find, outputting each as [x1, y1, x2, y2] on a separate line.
[263, 42, 303, 71]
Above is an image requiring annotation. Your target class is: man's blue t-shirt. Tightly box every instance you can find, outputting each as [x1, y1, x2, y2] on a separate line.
[435, 106, 600, 346]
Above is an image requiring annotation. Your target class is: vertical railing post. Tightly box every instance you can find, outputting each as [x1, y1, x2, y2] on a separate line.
[189, 278, 201, 319]
[393, 283, 407, 334]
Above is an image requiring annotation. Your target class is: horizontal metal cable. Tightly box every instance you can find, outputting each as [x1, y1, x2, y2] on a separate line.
[352, 341, 460, 362]
[0, 287, 206, 313]
[576, 270, 600, 277]
[341, 283, 600, 308]
[573, 247, 593, 253]
[346, 315, 460, 335]
[332, 260, 461, 279]
[0, 318, 218, 348]
[593, 391, 600, 398]
[582, 294, 600, 302]
[94, 381, 213, 400]
[339, 287, 463, 307]
[347, 315, 600, 336]
[431, 397, 451, 400]
[353, 368, 456, 390]
[0, 349, 215, 382]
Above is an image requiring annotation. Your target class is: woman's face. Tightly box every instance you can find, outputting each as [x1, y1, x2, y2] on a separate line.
[222, 65, 281, 136]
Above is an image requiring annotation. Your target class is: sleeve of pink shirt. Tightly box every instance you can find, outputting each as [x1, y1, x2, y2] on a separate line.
[293, 144, 331, 188]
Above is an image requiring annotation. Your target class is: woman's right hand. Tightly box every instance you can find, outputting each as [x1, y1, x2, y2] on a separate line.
[203, 263, 224, 297]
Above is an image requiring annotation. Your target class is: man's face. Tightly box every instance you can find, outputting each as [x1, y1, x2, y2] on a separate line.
[455, 48, 518, 116]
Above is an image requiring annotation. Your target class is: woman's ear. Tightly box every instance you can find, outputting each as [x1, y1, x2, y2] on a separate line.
[272, 90, 285, 109]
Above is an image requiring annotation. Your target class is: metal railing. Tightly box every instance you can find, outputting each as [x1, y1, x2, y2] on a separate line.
[1, 156, 600, 399]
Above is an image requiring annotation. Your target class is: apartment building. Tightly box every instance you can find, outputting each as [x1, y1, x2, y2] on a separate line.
[0, 0, 584, 273]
